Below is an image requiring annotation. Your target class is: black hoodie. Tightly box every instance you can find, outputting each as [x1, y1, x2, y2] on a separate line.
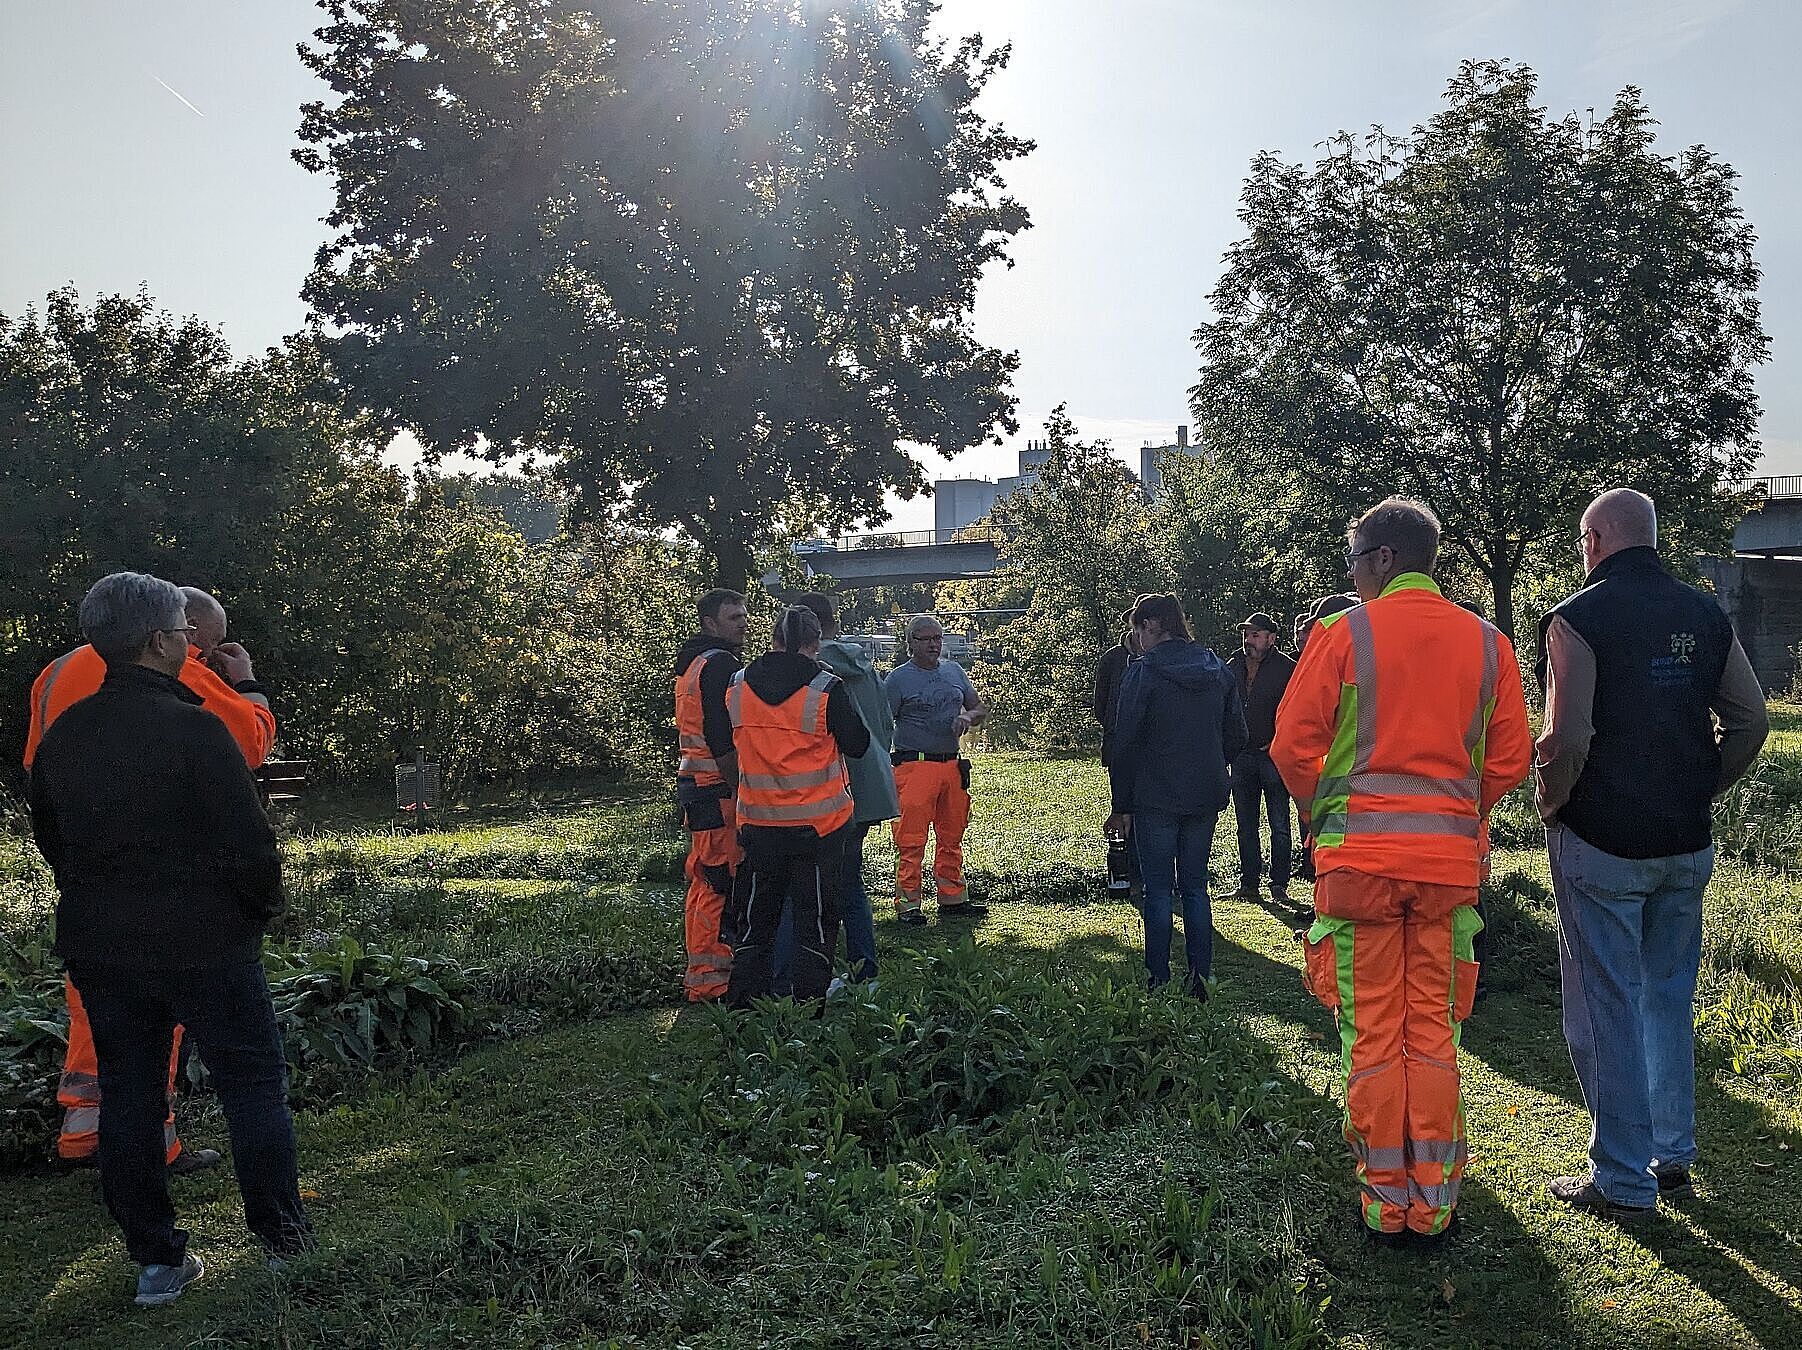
[740, 650, 871, 762]
[675, 633, 743, 763]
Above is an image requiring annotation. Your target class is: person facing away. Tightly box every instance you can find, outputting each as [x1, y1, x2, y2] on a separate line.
[1104, 592, 1247, 997]
[672, 588, 749, 1002]
[1225, 612, 1297, 905]
[28, 572, 312, 1308]
[25, 585, 274, 1177]
[1535, 487, 1767, 1222]
[885, 615, 988, 925]
[725, 604, 870, 1004]
[1272, 498, 1530, 1250]
[768, 592, 899, 990]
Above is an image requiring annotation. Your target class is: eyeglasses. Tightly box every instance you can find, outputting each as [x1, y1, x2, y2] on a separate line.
[1345, 545, 1383, 570]
[156, 625, 199, 638]
[1575, 526, 1597, 552]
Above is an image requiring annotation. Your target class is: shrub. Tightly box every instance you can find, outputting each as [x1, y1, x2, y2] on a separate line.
[0, 937, 65, 1167]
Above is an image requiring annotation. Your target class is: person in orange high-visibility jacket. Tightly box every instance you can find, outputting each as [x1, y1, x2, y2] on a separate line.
[1272, 500, 1531, 1248]
[673, 589, 750, 1002]
[725, 606, 869, 1005]
[25, 587, 274, 1174]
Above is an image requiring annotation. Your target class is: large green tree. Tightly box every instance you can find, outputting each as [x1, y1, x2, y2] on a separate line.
[1191, 60, 1767, 637]
[981, 408, 1170, 748]
[297, 0, 1032, 589]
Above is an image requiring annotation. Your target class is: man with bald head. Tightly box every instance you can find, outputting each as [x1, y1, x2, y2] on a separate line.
[1536, 488, 1767, 1222]
[25, 583, 276, 1173]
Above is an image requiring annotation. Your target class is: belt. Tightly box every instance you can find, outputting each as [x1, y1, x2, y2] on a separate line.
[893, 750, 959, 764]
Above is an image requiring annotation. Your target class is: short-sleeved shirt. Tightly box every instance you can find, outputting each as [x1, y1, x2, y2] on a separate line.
[885, 659, 977, 756]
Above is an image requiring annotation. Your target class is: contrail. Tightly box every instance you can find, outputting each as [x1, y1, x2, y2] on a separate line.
[151, 74, 205, 118]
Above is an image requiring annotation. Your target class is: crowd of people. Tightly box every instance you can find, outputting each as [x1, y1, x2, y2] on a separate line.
[14, 484, 1772, 1305]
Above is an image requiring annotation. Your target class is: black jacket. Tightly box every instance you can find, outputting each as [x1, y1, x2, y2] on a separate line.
[1537, 547, 1733, 859]
[675, 633, 744, 763]
[1226, 648, 1295, 752]
[30, 664, 283, 971]
[1093, 642, 1132, 766]
[1110, 639, 1248, 816]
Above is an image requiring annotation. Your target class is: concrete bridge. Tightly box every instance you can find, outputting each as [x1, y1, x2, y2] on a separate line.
[778, 526, 1002, 589]
[1733, 476, 1802, 555]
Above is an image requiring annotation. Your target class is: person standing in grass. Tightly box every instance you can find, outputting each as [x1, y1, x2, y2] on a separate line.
[1104, 592, 1246, 997]
[768, 592, 899, 987]
[1273, 499, 1530, 1250]
[1536, 488, 1767, 1222]
[885, 615, 988, 925]
[1225, 612, 1297, 906]
[726, 605, 870, 1004]
[29, 572, 312, 1307]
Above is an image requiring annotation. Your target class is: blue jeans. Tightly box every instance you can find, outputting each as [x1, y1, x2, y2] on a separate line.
[1134, 809, 1218, 987]
[1231, 750, 1292, 890]
[773, 821, 877, 991]
[67, 959, 313, 1266]
[1547, 823, 1712, 1206]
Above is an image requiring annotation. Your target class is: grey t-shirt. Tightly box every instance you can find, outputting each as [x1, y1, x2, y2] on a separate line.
[885, 659, 978, 756]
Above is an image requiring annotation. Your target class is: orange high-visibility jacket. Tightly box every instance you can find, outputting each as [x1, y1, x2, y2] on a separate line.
[726, 670, 853, 835]
[675, 650, 732, 788]
[24, 645, 275, 771]
[1271, 574, 1531, 888]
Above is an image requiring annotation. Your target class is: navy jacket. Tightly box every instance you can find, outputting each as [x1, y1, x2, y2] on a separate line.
[1109, 638, 1247, 816]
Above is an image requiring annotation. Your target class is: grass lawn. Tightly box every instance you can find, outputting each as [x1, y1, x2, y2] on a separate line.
[1, 753, 1797, 1347]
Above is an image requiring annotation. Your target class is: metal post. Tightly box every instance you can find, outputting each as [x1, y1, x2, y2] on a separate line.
[413, 745, 427, 833]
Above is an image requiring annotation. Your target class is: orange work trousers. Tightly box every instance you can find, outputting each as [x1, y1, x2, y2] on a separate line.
[683, 796, 742, 1001]
[892, 758, 970, 912]
[1302, 868, 1482, 1236]
[59, 978, 183, 1164]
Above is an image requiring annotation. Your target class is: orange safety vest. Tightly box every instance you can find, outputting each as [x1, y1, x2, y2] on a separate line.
[1270, 573, 1532, 888]
[675, 649, 731, 788]
[726, 669, 853, 835]
[24, 644, 276, 771]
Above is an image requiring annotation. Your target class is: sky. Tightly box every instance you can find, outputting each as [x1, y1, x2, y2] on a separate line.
[3, 0, 1798, 531]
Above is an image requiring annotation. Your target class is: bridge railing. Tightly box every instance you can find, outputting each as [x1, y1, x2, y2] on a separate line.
[797, 524, 1007, 553]
[1746, 476, 1802, 500]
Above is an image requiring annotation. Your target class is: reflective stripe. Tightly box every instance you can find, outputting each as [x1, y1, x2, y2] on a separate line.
[686, 951, 732, 970]
[725, 672, 744, 728]
[1343, 812, 1480, 838]
[679, 734, 712, 750]
[35, 649, 80, 743]
[58, 1069, 100, 1099]
[1408, 1179, 1458, 1209]
[1346, 607, 1378, 776]
[740, 764, 843, 791]
[737, 787, 853, 824]
[1348, 772, 1478, 802]
[1465, 622, 1500, 759]
[1359, 1180, 1412, 1208]
[799, 671, 835, 733]
[1409, 1138, 1468, 1166]
[679, 755, 720, 775]
[1352, 1142, 1408, 1171]
[62, 1105, 100, 1134]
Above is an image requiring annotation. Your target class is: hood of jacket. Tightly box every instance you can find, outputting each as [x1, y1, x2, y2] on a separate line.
[675, 632, 742, 677]
[816, 638, 875, 681]
[1141, 637, 1229, 691]
[743, 650, 828, 707]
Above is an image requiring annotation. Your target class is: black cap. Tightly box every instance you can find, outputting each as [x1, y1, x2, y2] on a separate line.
[1238, 612, 1280, 634]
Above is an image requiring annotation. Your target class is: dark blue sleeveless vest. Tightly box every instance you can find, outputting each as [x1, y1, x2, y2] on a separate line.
[1536, 548, 1731, 859]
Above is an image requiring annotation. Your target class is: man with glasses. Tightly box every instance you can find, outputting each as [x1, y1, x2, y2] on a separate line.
[1273, 498, 1531, 1249]
[1537, 489, 1766, 1221]
[29, 572, 311, 1307]
[25, 586, 276, 1177]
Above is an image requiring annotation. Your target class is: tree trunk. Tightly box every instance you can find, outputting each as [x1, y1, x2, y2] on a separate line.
[707, 529, 757, 595]
[1489, 554, 1516, 642]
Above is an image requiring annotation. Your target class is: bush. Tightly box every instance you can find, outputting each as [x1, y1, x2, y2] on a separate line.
[1712, 752, 1802, 869]
[0, 937, 65, 1167]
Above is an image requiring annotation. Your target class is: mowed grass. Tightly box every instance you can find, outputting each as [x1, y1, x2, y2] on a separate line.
[1, 754, 1798, 1348]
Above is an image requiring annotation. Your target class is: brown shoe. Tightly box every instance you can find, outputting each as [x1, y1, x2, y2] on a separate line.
[1548, 1175, 1654, 1222]
[169, 1146, 224, 1177]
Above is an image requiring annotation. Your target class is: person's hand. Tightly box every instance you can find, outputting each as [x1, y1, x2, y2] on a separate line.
[1104, 812, 1131, 840]
[210, 642, 254, 684]
[953, 711, 974, 735]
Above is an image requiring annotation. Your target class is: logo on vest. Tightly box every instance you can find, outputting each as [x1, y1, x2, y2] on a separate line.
[1651, 632, 1699, 687]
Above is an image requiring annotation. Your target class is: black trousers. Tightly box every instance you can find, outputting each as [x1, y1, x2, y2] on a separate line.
[728, 823, 848, 1006]
[67, 959, 313, 1266]
[1232, 748, 1293, 889]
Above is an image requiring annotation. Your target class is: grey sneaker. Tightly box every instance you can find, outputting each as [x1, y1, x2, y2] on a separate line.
[1547, 1175, 1655, 1223]
[168, 1146, 223, 1177]
[135, 1253, 204, 1307]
